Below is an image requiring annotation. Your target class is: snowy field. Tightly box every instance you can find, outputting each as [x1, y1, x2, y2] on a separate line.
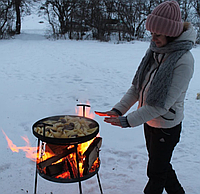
[0, 15, 200, 194]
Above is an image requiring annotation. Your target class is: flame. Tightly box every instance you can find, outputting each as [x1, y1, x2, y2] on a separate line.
[2, 129, 38, 161]
[2, 129, 100, 178]
[56, 171, 71, 179]
[78, 138, 93, 154]
[75, 101, 95, 119]
[77, 138, 94, 175]
[2, 130, 55, 162]
[53, 138, 96, 177]
[2, 101, 100, 179]
[39, 147, 55, 163]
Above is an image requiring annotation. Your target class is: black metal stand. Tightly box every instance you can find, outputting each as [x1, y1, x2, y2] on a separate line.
[97, 172, 103, 194]
[34, 139, 40, 194]
[75, 144, 83, 194]
[34, 104, 103, 194]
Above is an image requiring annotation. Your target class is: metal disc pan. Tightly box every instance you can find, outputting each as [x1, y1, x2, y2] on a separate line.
[32, 115, 99, 144]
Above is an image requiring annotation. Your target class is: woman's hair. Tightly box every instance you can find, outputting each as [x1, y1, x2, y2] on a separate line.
[166, 36, 177, 43]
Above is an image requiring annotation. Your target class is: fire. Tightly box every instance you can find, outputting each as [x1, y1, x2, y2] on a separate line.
[1, 129, 55, 162]
[2, 129, 38, 161]
[78, 138, 93, 154]
[45, 138, 97, 179]
[75, 101, 95, 119]
[2, 130, 99, 178]
[39, 146, 55, 163]
[2, 103, 101, 180]
[77, 138, 94, 175]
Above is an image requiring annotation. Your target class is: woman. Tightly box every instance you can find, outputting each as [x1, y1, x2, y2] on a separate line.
[95, 1, 196, 194]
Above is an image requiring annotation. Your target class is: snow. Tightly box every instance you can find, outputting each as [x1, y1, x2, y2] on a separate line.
[0, 15, 200, 194]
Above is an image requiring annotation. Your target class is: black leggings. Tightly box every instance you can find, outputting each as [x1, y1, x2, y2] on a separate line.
[144, 123, 185, 194]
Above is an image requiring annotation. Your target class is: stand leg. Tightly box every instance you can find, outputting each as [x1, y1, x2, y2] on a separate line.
[75, 144, 82, 194]
[34, 140, 40, 194]
[97, 172, 103, 194]
[34, 167, 38, 194]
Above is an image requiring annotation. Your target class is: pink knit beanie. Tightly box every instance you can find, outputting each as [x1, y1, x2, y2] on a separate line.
[146, 1, 183, 37]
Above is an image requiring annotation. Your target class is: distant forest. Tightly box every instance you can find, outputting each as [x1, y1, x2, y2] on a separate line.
[1, 0, 200, 43]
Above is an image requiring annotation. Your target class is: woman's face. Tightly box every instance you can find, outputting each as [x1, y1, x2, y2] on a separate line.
[151, 33, 167, 47]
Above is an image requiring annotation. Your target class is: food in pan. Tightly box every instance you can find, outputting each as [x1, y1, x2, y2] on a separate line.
[34, 116, 98, 138]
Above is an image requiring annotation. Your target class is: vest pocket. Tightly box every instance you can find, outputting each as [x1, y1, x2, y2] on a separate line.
[161, 108, 176, 121]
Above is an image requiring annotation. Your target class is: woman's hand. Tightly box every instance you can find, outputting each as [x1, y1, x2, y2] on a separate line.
[104, 117, 122, 127]
[95, 110, 119, 117]
[95, 110, 122, 127]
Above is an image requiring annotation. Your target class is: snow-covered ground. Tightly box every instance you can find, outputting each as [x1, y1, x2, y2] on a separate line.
[0, 15, 200, 194]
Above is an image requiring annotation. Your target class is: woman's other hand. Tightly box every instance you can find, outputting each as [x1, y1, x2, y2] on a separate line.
[104, 117, 122, 127]
[95, 110, 119, 117]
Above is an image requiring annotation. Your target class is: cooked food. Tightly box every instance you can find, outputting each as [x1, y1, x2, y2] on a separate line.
[34, 116, 98, 138]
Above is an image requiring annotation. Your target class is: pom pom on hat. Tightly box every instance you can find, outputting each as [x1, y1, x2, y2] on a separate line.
[146, 1, 183, 37]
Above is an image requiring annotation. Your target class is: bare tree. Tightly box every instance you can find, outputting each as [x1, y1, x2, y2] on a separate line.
[0, 0, 14, 38]
[190, 0, 200, 43]
[12, 0, 40, 34]
[34, 0, 200, 42]
[191, 0, 200, 17]
[14, 0, 21, 34]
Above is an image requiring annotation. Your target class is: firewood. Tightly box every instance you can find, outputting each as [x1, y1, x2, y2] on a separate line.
[46, 161, 65, 176]
[83, 137, 102, 175]
[46, 144, 70, 154]
[38, 147, 76, 169]
[67, 155, 78, 178]
[66, 158, 75, 179]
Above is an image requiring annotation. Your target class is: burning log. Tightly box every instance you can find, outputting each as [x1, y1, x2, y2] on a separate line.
[54, 157, 78, 179]
[45, 156, 78, 178]
[46, 144, 70, 154]
[38, 147, 76, 169]
[67, 156, 78, 178]
[66, 158, 75, 179]
[83, 137, 102, 175]
[46, 161, 65, 176]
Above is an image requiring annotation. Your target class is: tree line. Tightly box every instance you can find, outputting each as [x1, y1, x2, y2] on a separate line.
[1, 0, 200, 43]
